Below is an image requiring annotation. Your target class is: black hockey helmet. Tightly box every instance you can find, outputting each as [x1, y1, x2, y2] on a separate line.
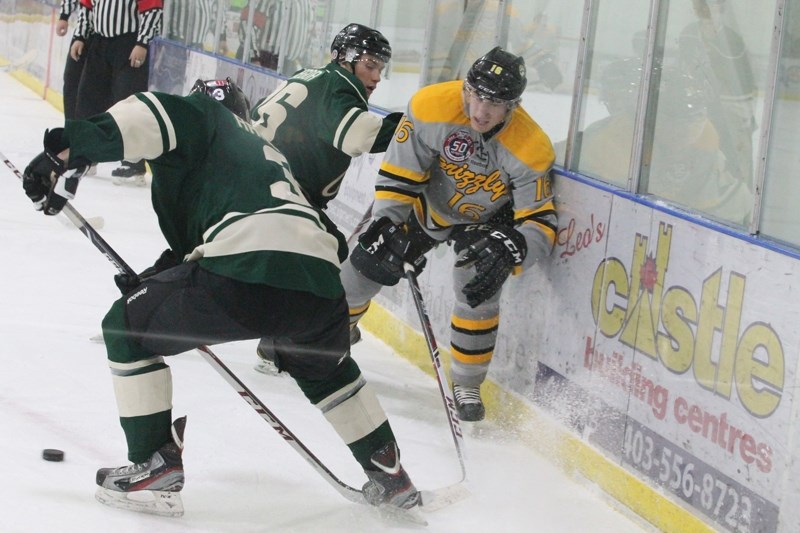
[465, 47, 527, 105]
[330, 23, 392, 64]
[190, 77, 251, 121]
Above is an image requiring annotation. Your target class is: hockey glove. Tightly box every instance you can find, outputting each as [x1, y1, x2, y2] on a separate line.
[349, 217, 426, 286]
[453, 224, 527, 308]
[384, 111, 405, 128]
[114, 249, 180, 295]
[23, 128, 89, 215]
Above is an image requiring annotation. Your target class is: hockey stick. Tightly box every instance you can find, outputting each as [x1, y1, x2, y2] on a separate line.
[1, 151, 105, 230]
[1, 150, 367, 501]
[51, 215, 368, 503]
[6, 150, 464, 510]
[62, 205, 463, 514]
[404, 264, 468, 483]
[194, 345, 364, 503]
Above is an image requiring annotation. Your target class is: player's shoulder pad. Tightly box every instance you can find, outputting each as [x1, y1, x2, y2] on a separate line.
[409, 80, 469, 126]
[496, 106, 555, 173]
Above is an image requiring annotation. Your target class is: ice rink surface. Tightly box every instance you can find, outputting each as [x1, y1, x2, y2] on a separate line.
[0, 72, 650, 532]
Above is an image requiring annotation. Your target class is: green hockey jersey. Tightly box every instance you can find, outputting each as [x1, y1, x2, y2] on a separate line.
[250, 62, 400, 208]
[63, 91, 346, 299]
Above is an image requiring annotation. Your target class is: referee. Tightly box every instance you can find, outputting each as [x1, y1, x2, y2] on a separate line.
[71, 0, 163, 185]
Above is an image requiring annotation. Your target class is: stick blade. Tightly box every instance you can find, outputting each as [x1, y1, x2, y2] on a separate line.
[419, 483, 471, 512]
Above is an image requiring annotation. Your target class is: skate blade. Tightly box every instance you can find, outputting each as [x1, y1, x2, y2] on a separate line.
[253, 360, 283, 376]
[95, 486, 184, 517]
[112, 175, 148, 187]
[419, 483, 471, 512]
[375, 502, 427, 526]
[89, 333, 105, 344]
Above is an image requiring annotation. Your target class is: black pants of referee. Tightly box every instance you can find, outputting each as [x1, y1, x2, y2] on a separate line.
[63, 37, 90, 121]
[74, 32, 149, 119]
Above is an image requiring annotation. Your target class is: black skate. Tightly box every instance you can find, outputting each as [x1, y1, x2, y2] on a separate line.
[254, 338, 284, 376]
[363, 441, 421, 510]
[95, 416, 186, 517]
[112, 160, 147, 187]
[453, 384, 485, 421]
[363, 442, 426, 524]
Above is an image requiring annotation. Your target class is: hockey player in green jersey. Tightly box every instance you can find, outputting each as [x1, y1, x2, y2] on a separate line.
[250, 23, 402, 372]
[250, 22, 401, 209]
[341, 48, 558, 422]
[20, 78, 421, 517]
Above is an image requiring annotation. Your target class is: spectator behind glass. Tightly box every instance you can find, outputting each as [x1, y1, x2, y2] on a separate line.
[574, 58, 751, 225]
[678, 0, 757, 190]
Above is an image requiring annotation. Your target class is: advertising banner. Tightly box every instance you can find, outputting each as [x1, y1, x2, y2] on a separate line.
[529, 176, 799, 533]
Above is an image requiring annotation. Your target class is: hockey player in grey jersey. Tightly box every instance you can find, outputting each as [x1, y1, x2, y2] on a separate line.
[341, 47, 558, 422]
[20, 78, 420, 517]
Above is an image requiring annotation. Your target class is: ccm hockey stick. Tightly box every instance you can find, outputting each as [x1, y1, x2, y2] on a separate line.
[57, 207, 369, 504]
[405, 264, 468, 483]
[2, 151, 367, 502]
[63, 207, 463, 516]
[8, 152, 465, 513]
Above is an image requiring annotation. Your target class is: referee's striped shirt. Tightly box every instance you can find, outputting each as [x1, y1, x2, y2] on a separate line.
[75, 0, 163, 47]
[165, 0, 215, 47]
[59, 0, 79, 20]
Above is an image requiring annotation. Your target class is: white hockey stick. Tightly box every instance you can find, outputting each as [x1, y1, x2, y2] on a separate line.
[405, 264, 468, 483]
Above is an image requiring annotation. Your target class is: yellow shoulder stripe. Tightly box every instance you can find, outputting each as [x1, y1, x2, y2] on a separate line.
[409, 80, 471, 125]
[376, 190, 416, 204]
[497, 108, 555, 173]
[380, 160, 427, 183]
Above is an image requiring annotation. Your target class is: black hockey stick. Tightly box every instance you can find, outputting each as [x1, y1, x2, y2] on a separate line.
[67, 206, 461, 513]
[2, 152, 367, 501]
[66, 226, 365, 502]
[6, 153, 465, 512]
[404, 264, 468, 482]
[1, 150, 104, 229]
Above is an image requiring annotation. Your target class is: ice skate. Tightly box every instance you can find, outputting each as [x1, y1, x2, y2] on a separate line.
[112, 160, 147, 187]
[254, 339, 284, 376]
[453, 384, 485, 421]
[95, 416, 186, 517]
[362, 442, 425, 524]
[349, 325, 362, 345]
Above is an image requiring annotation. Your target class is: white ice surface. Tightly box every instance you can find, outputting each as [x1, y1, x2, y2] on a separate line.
[0, 72, 651, 533]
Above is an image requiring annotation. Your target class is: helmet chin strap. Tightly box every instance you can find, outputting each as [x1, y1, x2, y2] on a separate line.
[461, 86, 515, 127]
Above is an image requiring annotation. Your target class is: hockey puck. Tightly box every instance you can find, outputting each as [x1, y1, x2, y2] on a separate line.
[42, 449, 64, 462]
